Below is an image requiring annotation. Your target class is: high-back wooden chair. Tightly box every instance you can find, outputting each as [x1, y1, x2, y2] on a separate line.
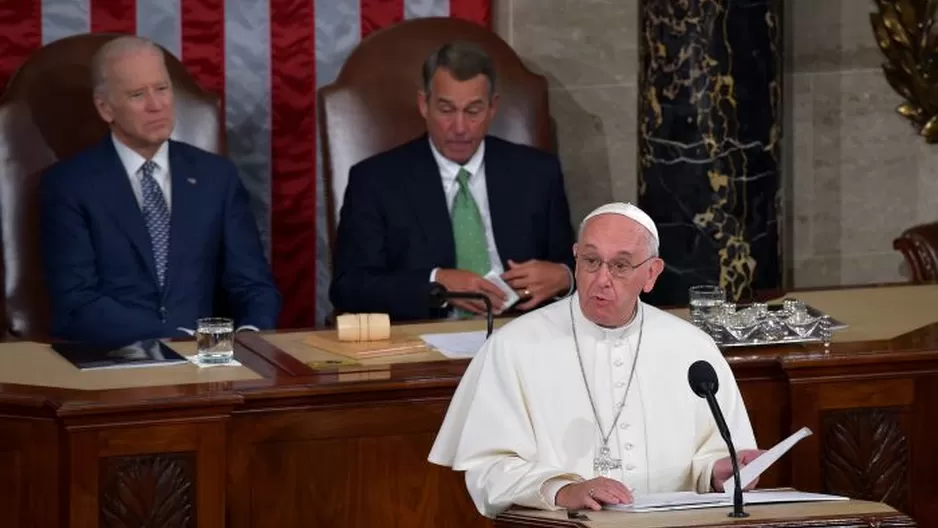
[0, 33, 223, 340]
[318, 17, 552, 246]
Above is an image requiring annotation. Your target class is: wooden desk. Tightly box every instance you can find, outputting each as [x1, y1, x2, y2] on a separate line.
[495, 499, 916, 527]
[0, 284, 935, 527]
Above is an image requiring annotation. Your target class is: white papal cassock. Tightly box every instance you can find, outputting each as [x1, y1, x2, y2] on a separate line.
[428, 293, 757, 518]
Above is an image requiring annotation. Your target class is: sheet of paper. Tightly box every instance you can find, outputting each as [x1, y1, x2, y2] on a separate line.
[605, 489, 847, 513]
[420, 331, 488, 358]
[723, 426, 813, 494]
[485, 270, 520, 310]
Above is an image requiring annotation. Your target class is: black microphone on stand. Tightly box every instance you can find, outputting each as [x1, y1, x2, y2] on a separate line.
[688, 360, 748, 518]
[428, 282, 494, 338]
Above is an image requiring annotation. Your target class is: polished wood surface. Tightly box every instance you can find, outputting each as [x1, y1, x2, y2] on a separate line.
[0, 284, 935, 527]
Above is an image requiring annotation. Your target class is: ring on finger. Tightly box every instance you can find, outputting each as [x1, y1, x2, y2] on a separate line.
[588, 488, 596, 497]
[523, 288, 531, 297]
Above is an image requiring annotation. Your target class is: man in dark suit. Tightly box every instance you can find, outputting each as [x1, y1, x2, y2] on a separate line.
[331, 41, 575, 322]
[40, 36, 280, 346]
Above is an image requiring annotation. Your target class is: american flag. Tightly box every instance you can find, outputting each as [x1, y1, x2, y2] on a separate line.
[0, 0, 492, 328]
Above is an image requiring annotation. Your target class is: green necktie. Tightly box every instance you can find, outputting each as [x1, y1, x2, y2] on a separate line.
[451, 168, 490, 276]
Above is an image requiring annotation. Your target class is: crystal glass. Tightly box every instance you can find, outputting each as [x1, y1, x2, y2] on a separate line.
[689, 285, 725, 327]
[196, 317, 235, 364]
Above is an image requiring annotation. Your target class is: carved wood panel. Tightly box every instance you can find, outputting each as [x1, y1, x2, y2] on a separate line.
[0, 450, 23, 527]
[822, 408, 910, 510]
[99, 452, 196, 528]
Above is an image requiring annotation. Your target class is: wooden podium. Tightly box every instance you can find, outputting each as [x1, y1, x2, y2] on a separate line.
[495, 500, 916, 527]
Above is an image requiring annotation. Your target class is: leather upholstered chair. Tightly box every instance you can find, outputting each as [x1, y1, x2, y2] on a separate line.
[318, 16, 552, 245]
[894, 222, 938, 283]
[0, 33, 223, 340]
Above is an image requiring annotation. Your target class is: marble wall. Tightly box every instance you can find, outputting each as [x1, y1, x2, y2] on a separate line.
[494, 0, 938, 288]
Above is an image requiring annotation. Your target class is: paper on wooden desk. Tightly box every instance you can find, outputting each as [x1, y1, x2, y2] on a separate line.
[606, 489, 847, 513]
[420, 331, 488, 358]
[723, 426, 813, 494]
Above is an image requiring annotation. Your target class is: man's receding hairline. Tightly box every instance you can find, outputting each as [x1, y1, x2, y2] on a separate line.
[92, 36, 167, 98]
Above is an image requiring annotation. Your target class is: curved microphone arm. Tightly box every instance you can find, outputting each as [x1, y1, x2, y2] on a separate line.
[428, 282, 494, 338]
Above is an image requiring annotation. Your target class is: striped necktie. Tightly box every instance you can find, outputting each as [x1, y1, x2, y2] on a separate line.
[139, 160, 171, 287]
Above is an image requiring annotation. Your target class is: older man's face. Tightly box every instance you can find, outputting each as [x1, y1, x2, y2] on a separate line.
[418, 68, 497, 164]
[94, 47, 175, 156]
[573, 214, 664, 327]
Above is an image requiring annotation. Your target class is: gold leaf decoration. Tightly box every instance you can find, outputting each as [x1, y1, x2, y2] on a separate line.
[872, 0, 938, 142]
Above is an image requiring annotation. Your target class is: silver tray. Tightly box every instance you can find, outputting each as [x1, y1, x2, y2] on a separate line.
[699, 299, 847, 348]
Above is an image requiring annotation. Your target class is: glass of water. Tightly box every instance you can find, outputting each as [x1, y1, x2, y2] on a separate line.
[196, 317, 235, 364]
[689, 285, 726, 327]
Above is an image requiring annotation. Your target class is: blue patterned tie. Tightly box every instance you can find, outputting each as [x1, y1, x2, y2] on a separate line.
[139, 160, 170, 287]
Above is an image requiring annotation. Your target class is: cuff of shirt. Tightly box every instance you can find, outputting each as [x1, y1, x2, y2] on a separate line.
[236, 325, 259, 332]
[541, 475, 583, 507]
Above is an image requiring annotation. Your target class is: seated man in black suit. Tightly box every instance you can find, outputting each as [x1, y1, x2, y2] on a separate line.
[331, 41, 575, 321]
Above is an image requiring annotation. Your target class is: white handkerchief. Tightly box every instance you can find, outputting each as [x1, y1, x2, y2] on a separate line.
[485, 270, 520, 311]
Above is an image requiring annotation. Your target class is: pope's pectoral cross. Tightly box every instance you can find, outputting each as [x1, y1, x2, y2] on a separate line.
[593, 446, 621, 476]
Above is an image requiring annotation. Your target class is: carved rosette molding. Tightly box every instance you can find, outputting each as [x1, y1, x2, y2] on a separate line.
[871, 0, 938, 142]
[99, 453, 195, 528]
[821, 408, 910, 510]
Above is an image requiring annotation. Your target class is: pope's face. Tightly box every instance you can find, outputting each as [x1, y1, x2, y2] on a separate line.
[418, 68, 497, 164]
[574, 215, 665, 327]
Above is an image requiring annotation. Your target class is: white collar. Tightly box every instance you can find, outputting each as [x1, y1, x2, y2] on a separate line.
[428, 136, 485, 182]
[112, 133, 170, 175]
[570, 292, 642, 343]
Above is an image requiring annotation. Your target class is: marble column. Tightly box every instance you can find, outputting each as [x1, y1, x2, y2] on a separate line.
[638, 0, 782, 305]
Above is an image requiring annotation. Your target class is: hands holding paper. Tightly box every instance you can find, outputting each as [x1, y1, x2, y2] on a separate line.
[711, 449, 765, 492]
[556, 477, 634, 511]
[435, 269, 508, 314]
[501, 259, 571, 311]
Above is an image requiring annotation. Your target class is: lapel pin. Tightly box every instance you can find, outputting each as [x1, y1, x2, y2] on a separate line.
[187, 178, 197, 185]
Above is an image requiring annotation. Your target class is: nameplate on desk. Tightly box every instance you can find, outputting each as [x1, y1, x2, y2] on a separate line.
[51, 340, 188, 370]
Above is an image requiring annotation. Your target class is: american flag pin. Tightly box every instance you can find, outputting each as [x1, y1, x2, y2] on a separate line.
[187, 178, 197, 184]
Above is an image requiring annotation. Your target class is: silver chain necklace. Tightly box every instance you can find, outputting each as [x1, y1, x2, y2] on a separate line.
[569, 298, 644, 477]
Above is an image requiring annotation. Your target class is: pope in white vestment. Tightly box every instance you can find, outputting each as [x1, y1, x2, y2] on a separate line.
[427, 202, 759, 518]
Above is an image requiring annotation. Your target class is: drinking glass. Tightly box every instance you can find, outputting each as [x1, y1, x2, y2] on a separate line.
[689, 285, 725, 327]
[196, 317, 235, 364]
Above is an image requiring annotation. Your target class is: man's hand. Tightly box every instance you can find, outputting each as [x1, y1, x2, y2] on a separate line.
[501, 260, 571, 311]
[711, 449, 765, 492]
[555, 477, 633, 511]
[434, 269, 508, 314]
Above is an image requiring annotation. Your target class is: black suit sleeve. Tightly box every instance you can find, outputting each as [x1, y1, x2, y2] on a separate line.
[329, 166, 435, 321]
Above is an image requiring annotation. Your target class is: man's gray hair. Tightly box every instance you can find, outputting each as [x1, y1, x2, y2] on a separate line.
[421, 41, 496, 100]
[91, 36, 166, 97]
[577, 215, 660, 258]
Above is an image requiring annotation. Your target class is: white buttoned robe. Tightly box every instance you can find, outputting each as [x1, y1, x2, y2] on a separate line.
[428, 294, 757, 518]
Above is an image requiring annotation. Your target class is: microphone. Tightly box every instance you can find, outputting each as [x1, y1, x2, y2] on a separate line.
[688, 360, 748, 518]
[428, 282, 494, 338]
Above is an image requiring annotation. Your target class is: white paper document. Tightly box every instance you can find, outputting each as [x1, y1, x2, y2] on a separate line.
[484, 270, 520, 311]
[723, 426, 813, 493]
[421, 331, 488, 358]
[605, 490, 847, 513]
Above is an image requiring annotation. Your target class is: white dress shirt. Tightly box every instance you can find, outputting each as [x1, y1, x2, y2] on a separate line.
[112, 134, 172, 210]
[428, 138, 504, 282]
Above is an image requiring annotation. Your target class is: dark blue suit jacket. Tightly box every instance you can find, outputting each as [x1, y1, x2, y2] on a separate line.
[40, 136, 281, 346]
[330, 135, 575, 321]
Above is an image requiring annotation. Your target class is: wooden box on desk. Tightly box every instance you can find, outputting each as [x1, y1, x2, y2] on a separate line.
[495, 500, 916, 528]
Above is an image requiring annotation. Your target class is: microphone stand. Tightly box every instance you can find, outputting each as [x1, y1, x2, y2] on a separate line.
[702, 392, 748, 518]
[428, 283, 494, 337]
[442, 291, 494, 338]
